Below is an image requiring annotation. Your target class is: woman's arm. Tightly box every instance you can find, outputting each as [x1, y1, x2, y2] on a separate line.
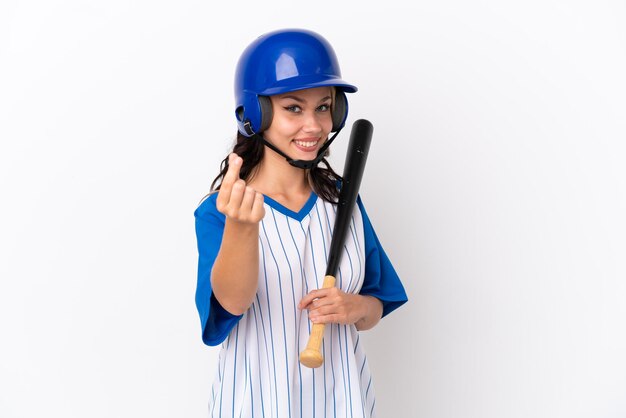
[211, 153, 265, 315]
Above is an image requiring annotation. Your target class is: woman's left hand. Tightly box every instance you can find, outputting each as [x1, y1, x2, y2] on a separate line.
[298, 288, 366, 326]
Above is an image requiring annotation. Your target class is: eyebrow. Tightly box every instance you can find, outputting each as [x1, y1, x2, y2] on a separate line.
[278, 95, 332, 103]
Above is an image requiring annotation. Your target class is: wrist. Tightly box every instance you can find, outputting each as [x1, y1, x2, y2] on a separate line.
[225, 217, 259, 233]
[222, 218, 259, 251]
[355, 295, 383, 330]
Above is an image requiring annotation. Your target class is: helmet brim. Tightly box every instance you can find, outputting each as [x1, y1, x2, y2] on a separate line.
[257, 76, 357, 96]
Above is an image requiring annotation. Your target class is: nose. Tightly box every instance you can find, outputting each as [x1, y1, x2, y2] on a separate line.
[302, 110, 323, 134]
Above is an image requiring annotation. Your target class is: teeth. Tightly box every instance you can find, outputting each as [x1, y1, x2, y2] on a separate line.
[294, 140, 318, 148]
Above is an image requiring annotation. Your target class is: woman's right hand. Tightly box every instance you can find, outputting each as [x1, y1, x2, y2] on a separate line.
[216, 153, 265, 224]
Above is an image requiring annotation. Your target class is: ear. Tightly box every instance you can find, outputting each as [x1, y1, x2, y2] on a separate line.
[331, 90, 347, 131]
[258, 96, 273, 133]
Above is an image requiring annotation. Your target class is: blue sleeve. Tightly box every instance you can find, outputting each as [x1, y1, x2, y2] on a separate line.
[194, 193, 243, 346]
[357, 196, 408, 317]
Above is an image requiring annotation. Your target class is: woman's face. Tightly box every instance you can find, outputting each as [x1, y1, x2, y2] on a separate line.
[265, 87, 334, 161]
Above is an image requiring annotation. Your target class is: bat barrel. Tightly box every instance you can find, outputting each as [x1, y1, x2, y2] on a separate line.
[325, 119, 373, 276]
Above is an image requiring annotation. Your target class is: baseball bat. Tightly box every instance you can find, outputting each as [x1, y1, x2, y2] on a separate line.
[299, 119, 374, 369]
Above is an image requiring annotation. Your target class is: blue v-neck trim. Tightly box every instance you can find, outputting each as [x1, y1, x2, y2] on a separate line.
[263, 192, 318, 222]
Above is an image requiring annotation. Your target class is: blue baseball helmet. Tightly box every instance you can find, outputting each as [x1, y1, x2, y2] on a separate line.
[234, 28, 357, 137]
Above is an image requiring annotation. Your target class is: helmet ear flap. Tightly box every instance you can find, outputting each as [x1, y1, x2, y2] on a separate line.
[236, 95, 273, 136]
[331, 90, 348, 132]
[258, 96, 273, 133]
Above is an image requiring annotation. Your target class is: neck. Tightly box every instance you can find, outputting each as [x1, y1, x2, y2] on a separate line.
[248, 150, 311, 197]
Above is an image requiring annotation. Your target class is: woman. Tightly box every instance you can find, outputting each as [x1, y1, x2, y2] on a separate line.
[194, 28, 407, 418]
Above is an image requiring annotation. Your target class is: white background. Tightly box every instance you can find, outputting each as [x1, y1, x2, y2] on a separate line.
[1, 1, 625, 417]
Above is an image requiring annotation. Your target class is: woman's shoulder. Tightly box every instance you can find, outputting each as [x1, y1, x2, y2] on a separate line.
[194, 191, 222, 221]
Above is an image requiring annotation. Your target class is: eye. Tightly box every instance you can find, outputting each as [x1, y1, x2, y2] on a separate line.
[284, 105, 302, 113]
[317, 103, 331, 112]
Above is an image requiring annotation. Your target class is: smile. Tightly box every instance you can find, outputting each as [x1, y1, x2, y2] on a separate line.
[293, 139, 319, 149]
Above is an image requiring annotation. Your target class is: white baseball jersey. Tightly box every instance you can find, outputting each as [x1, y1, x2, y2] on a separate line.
[194, 192, 407, 418]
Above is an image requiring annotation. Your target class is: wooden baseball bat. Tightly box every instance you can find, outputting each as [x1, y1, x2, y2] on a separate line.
[299, 119, 374, 368]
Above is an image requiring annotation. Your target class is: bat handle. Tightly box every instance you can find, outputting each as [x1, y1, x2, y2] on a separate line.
[299, 275, 336, 368]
